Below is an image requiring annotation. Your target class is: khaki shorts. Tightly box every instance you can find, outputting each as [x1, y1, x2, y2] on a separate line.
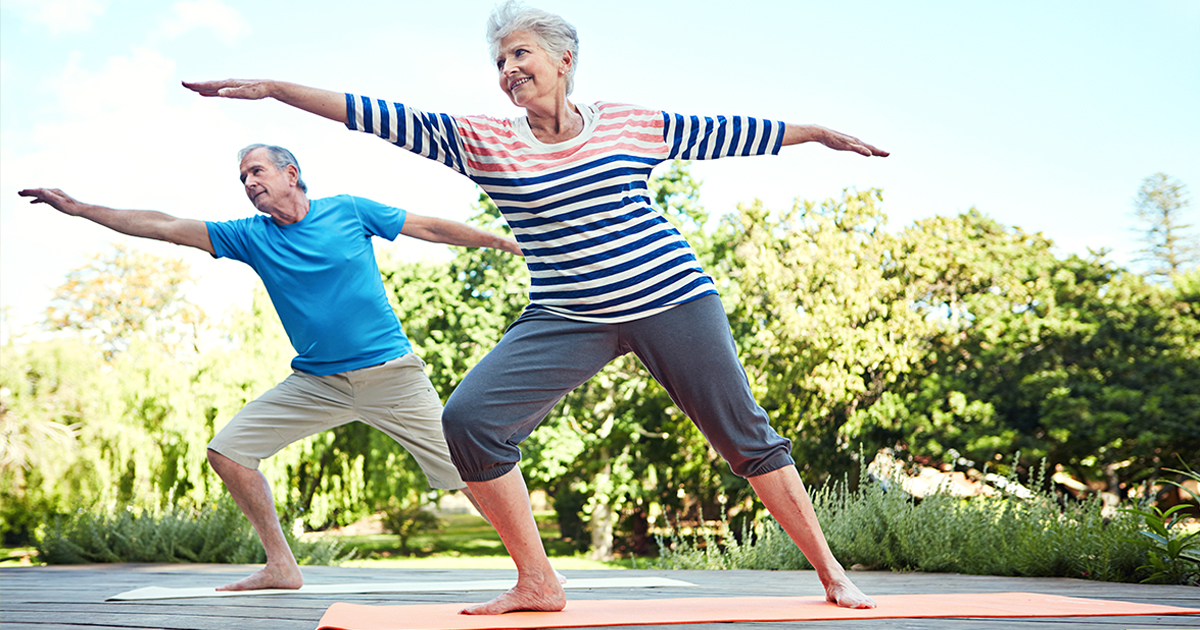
[207, 353, 464, 489]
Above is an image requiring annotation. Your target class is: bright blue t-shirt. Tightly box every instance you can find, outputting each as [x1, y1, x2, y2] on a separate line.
[206, 194, 413, 376]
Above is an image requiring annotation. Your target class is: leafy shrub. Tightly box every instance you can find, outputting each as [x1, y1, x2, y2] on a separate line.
[656, 462, 1155, 583]
[1121, 462, 1200, 585]
[36, 496, 352, 565]
[380, 494, 442, 554]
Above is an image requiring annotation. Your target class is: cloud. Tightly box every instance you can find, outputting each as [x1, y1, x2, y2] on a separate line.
[43, 47, 176, 117]
[2, 0, 109, 34]
[0, 45, 258, 338]
[160, 0, 250, 45]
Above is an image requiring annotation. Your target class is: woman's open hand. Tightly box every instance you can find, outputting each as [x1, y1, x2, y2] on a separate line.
[783, 124, 888, 157]
[182, 79, 275, 100]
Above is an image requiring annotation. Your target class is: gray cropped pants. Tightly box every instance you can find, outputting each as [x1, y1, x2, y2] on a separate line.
[442, 294, 794, 482]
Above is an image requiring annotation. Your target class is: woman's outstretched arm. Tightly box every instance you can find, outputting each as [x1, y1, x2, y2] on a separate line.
[183, 79, 347, 124]
[782, 123, 889, 157]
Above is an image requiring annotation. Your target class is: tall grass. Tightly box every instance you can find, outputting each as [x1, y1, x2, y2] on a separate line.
[656, 463, 1151, 583]
[37, 496, 351, 566]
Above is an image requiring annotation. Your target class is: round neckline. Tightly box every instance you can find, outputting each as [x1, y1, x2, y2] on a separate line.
[513, 103, 598, 150]
[272, 197, 316, 228]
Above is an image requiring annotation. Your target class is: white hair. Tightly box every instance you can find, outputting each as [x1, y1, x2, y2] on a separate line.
[486, 0, 579, 95]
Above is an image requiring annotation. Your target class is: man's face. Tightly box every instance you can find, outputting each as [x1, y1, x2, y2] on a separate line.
[239, 148, 293, 213]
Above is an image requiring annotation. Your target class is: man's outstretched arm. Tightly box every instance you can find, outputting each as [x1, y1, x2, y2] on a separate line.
[400, 212, 522, 256]
[18, 188, 214, 254]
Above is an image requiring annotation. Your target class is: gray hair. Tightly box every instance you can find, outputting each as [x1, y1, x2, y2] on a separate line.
[486, 0, 579, 96]
[237, 143, 308, 193]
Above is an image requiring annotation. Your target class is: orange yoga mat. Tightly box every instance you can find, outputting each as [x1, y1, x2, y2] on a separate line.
[316, 592, 1200, 630]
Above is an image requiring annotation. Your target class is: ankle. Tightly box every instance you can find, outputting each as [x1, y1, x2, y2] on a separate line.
[817, 563, 850, 588]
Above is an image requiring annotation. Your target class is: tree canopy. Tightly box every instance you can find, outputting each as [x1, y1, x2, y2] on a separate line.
[4, 167, 1197, 557]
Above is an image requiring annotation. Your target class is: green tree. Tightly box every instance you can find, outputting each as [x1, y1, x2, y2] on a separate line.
[1132, 173, 1198, 281]
[0, 338, 93, 543]
[854, 210, 1200, 494]
[716, 189, 931, 486]
[384, 193, 529, 399]
[2, 244, 225, 542]
[44, 243, 206, 359]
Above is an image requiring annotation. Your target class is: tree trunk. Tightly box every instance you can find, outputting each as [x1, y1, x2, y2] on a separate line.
[588, 455, 616, 561]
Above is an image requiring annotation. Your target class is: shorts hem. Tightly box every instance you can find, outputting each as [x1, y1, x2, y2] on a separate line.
[206, 443, 261, 470]
[427, 477, 468, 491]
[459, 463, 517, 483]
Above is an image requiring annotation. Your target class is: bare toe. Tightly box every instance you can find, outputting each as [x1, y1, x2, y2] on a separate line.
[825, 578, 875, 609]
[460, 580, 565, 615]
[216, 566, 302, 591]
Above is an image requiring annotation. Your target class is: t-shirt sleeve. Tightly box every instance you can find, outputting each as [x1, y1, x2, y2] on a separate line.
[662, 111, 785, 160]
[347, 195, 407, 241]
[206, 218, 256, 263]
[344, 93, 469, 176]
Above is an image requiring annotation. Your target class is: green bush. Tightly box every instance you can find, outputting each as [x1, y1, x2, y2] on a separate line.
[380, 494, 442, 554]
[36, 496, 352, 565]
[656, 463, 1156, 583]
[1121, 462, 1200, 585]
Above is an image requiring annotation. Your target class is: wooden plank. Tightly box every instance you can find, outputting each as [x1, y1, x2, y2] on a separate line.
[2, 565, 1197, 630]
[1, 613, 318, 630]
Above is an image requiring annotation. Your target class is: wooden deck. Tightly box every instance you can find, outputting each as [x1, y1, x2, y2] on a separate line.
[2, 564, 1197, 629]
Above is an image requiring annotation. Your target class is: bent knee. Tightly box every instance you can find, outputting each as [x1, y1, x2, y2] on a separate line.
[206, 446, 255, 473]
[440, 397, 474, 446]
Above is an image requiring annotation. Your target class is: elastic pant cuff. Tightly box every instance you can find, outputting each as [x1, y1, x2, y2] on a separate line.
[459, 462, 517, 483]
[740, 454, 796, 479]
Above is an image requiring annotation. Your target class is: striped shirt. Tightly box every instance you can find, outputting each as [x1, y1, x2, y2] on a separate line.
[345, 94, 784, 323]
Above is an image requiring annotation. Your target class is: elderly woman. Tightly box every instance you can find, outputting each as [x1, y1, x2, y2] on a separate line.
[187, 0, 885, 615]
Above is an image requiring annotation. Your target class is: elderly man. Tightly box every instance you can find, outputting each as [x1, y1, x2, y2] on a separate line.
[19, 144, 521, 591]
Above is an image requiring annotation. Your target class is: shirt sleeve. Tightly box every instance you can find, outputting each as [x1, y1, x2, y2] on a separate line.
[344, 93, 468, 176]
[662, 112, 785, 160]
[347, 195, 407, 241]
[206, 218, 256, 263]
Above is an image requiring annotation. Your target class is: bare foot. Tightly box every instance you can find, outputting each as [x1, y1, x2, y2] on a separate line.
[216, 563, 303, 591]
[461, 575, 565, 615]
[555, 569, 566, 585]
[824, 576, 875, 609]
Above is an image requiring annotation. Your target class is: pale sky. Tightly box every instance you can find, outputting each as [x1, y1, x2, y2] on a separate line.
[2, 0, 1198, 340]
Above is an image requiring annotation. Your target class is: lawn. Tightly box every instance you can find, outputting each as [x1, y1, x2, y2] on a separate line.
[302, 511, 629, 570]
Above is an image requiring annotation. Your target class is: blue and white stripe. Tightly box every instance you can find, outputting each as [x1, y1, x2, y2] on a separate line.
[346, 95, 784, 323]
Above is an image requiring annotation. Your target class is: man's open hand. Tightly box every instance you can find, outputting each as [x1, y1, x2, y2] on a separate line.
[18, 188, 83, 215]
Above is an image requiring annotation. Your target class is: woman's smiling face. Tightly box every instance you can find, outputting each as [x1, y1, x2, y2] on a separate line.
[496, 30, 569, 109]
